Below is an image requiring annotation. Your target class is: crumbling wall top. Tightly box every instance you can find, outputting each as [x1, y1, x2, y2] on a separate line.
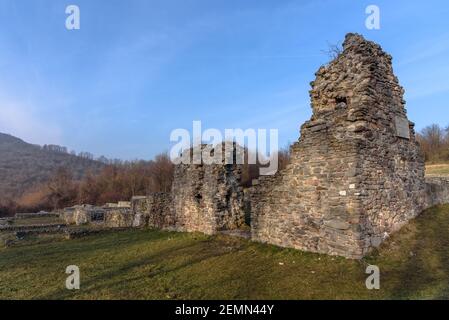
[310, 33, 406, 123]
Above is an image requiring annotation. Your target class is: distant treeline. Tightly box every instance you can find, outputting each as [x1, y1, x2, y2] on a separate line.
[41, 144, 126, 164]
[0, 153, 174, 216]
[416, 124, 449, 163]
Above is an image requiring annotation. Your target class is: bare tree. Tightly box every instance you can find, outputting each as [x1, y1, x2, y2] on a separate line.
[417, 124, 448, 162]
[47, 167, 78, 209]
[321, 41, 343, 60]
[149, 153, 174, 193]
[277, 146, 291, 171]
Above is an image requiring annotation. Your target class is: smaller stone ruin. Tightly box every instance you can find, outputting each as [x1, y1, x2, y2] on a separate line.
[103, 208, 133, 228]
[171, 144, 246, 235]
[62, 205, 103, 225]
[62, 203, 132, 227]
[59, 144, 247, 234]
[14, 211, 58, 219]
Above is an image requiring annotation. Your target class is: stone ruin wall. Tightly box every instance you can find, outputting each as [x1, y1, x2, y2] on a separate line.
[171, 145, 246, 235]
[58, 155, 247, 234]
[104, 208, 134, 228]
[250, 33, 427, 259]
[118, 144, 247, 235]
[62, 204, 130, 227]
[131, 193, 174, 229]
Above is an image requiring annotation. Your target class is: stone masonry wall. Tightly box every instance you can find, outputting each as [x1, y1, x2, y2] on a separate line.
[104, 208, 133, 228]
[131, 193, 174, 229]
[250, 33, 427, 259]
[62, 205, 105, 226]
[172, 144, 245, 235]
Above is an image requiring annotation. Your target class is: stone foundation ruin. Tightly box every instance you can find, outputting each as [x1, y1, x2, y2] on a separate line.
[59, 145, 246, 234]
[47, 33, 449, 259]
[62, 204, 130, 227]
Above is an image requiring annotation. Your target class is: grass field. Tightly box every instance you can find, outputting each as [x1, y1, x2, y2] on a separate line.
[1, 205, 449, 300]
[426, 163, 449, 176]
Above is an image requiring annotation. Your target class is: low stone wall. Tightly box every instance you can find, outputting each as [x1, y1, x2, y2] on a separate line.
[15, 212, 59, 219]
[118, 201, 131, 208]
[61, 205, 105, 225]
[0, 224, 66, 233]
[425, 177, 449, 208]
[104, 208, 133, 228]
[0, 218, 12, 226]
[61, 208, 76, 225]
[131, 194, 173, 229]
[73, 207, 91, 225]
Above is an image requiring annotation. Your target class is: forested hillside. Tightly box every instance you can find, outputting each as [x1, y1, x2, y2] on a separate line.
[0, 132, 104, 200]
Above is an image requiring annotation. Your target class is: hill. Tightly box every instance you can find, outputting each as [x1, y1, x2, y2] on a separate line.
[0, 132, 104, 200]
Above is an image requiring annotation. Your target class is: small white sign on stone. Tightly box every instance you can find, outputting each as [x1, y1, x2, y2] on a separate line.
[394, 116, 410, 140]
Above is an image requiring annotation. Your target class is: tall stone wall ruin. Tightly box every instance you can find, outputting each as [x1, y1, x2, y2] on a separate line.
[250, 33, 427, 259]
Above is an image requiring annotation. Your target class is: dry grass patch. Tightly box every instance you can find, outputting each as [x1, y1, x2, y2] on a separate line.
[426, 163, 449, 176]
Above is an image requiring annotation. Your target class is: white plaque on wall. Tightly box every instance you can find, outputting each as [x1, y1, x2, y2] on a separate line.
[395, 116, 410, 140]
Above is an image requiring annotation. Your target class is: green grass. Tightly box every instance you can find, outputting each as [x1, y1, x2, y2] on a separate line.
[426, 163, 449, 176]
[1, 205, 449, 300]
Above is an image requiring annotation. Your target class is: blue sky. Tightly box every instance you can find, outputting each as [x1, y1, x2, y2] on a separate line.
[0, 0, 448, 160]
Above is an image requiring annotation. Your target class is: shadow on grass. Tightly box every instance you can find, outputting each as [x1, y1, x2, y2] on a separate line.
[0, 229, 179, 268]
[387, 206, 449, 299]
[41, 238, 233, 299]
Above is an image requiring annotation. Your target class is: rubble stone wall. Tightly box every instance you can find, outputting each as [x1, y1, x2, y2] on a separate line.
[250, 33, 427, 259]
[61, 205, 106, 226]
[62, 209, 76, 225]
[15, 212, 58, 219]
[104, 208, 133, 228]
[131, 193, 174, 229]
[73, 206, 91, 225]
[171, 145, 246, 235]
